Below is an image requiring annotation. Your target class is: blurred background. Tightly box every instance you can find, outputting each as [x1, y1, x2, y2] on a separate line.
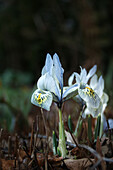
[0, 0, 113, 134]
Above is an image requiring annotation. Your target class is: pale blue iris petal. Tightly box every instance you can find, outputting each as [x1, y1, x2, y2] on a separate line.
[101, 92, 109, 104]
[78, 85, 100, 108]
[68, 72, 81, 85]
[37, 73, 61, 100]
[85, 102, 103, 118]
[37, 74, 45, 89]
[83, 104, 101, 118]
[52, 93, 59, 102]
[98, 76, 104, 90]
[31, 89, 53, 111]
[87, 65, 97, 83]
[98, 76, 104, 96]
[90, 74, 98, 89]
[74, 72, 81, 84]
[104, 119, 113, 130]
[68, 72, 75, 86]
[80, 68, 87, 84]
[95, 76, 104, 98]
[41, 66, 46, 75]
[62, 83, 78, 101]
[41, 53, 53, 75]
[82, 107, 90, 118]
[53, 53, 64, 92]
[102, 103, 107, 113]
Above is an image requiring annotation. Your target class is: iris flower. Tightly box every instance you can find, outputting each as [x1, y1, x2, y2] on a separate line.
[82, 74, 109, 137]
[31, 53, 78, 158]
[31, 53, 78, 111]
[68, 65, 100, 109]
[68, 65, 101, 140]
[82, 75, 109, 118]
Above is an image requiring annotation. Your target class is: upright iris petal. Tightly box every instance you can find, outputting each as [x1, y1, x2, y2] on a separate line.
[41, 53, 53, 75]
[86, 65, 97, 83]
[53, 53, 64, 96]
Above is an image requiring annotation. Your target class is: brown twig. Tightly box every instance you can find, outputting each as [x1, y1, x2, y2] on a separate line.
[67, 123, 79, 148]
[67, 124, 93, 164]
[41, 108, 48, 170]
[106, 119, 111, 141]
[14, 133, 18, 157]
[30, 120, 35, 155]
[8, 136, 11, 156]
[22, 141, 31, 160]
[0, 128, 3, 149]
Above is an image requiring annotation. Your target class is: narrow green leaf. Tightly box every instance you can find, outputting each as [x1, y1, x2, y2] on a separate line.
[52, 131, 57, 155]
[68, 115, 73, 133]
[88, 115, 92, 142]
[94, 114, 101, 141]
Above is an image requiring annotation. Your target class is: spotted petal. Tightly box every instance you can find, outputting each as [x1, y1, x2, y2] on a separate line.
[31, 89, 53, 111]
[78, 84, 100, 108]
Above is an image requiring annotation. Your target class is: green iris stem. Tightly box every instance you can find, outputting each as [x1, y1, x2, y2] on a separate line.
[52, 131, 57, 155]
[57, 108, 67, 158]
[94, 114, 101, 142]
[74, 111, 82, 137]
[88, 114, 92, 143]
[59, 108, 63, 129]
[68, 115, 73, 133]
[99, 114, 103, 138]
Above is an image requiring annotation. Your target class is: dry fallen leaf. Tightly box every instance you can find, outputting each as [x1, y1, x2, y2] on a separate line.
[1, 159, 17, 170]
[64, 158, 94, 170]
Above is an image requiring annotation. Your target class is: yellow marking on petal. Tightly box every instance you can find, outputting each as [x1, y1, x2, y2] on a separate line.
[34, 92, 49, 105]
[37, 93, 43, 104]
[34, 93, 43, 104]
[85, 87, 95, 97]
[38, 93, 41, 100]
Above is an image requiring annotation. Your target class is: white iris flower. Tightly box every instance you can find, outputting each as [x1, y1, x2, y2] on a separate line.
[68, 65, 100, 110]
[83, 75, 109, 118]
[31, 53, 78, 111]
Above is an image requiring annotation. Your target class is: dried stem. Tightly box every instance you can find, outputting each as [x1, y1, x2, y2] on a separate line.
[30, 120, 35, 155]
[106, 119, 111, 141]
[41, 108, 48, 170]
[67, 125, 79, 148]
[8, 136, 11, 156]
